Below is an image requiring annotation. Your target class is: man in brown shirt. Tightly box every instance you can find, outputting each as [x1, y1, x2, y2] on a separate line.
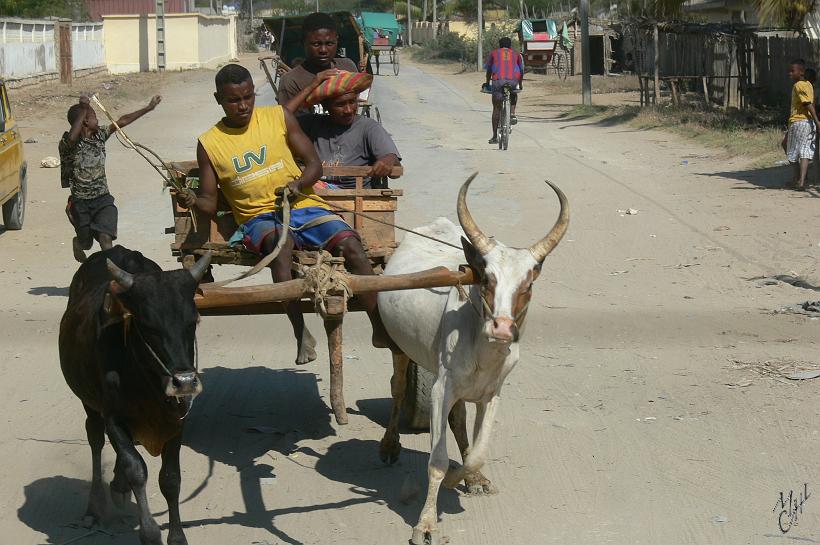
[277, 12, 360, 112]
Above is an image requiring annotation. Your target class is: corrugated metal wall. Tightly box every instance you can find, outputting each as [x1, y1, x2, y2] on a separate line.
[85, 0, 189, 22]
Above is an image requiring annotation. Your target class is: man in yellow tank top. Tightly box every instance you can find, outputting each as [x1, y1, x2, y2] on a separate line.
[177, 64, 393, 363]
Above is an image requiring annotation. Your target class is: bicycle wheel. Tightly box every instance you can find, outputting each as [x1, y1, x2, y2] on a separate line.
[500, 97, 510, 150]
[393, 50, 400, 75]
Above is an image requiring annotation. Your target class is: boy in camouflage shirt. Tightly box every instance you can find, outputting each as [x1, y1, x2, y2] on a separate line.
[59, 94, 161, 262]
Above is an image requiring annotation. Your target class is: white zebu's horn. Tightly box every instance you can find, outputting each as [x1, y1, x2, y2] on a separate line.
[528, 180, 569, 263]
[457, 173, 496, 256]
[188, 252, 212, 283]
[107, 259, 134, 291]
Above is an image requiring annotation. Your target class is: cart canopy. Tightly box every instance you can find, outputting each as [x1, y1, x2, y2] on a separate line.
[519, 18, 573, 49]
[263, 12, 365, 69]
[360, 12, 401, 47]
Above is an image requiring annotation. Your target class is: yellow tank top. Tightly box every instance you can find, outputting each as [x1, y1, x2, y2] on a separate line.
[198, 105, 327, 225]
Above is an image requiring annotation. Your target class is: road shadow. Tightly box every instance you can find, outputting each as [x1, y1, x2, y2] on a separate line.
[181, 366, 462, 541]
[28, 286, 69, 297]
[696, 165, 820, 194]
[18, 475, 134, 545]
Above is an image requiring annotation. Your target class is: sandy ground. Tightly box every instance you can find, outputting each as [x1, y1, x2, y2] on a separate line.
[3, 54, 820, 545]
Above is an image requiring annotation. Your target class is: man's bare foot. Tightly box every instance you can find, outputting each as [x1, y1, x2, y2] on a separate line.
[296, 328, 318, 365]
[72, 238, 87, 263]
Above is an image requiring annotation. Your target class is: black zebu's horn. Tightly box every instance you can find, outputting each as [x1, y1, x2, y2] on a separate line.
[528, 180, 570, 262]
[457, 173, 496, 256]
[188, 252, 212, 283]
[107, 259, 135, 291]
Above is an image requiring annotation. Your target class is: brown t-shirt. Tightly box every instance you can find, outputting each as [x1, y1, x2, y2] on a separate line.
[277, 57, 359, 111]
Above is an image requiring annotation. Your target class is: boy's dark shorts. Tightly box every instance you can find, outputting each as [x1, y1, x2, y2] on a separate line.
[66, 193, 118, 245]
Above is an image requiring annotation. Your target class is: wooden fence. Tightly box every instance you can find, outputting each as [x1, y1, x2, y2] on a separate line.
[632, 28, 820, 109]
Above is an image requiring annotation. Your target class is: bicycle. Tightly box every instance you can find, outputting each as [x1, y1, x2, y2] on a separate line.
[498, 84, 514, 150]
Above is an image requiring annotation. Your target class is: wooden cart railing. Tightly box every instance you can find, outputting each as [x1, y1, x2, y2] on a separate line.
[169, 163, 403, 272]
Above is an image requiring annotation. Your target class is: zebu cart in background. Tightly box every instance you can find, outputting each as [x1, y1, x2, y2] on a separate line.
[518, 18, 573, 79]
[360, 12, 401, 76]
[167, 163, 474, 429]
[259, 13, 380, 122]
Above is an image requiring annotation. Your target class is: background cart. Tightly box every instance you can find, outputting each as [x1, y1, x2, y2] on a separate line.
[359, 12, 401, 76]
[518, 18, 573, 79]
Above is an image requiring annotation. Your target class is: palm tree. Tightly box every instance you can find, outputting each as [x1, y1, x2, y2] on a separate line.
[755, 0, 817, 30]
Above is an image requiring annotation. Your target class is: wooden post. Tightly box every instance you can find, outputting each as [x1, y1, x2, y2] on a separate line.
[432, 0, 437, 38]
[477, 0, 483, 71]
[56, 19, 72, 84]
[580, 0, 591, 105]
[407, 0, 413, 45]
[669, 78, 678, 105]
[653, 23, 659, 105]
[325, 316, 348, 425]
[702, 76, 710, 107]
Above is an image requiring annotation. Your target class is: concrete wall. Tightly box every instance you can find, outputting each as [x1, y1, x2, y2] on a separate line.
[73, 23, 106, 70]
[0, 18, 104, 85]
[103, 13, 236, 74]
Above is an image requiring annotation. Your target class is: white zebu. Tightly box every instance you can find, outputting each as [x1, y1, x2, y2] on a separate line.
[377, 174, 569, 545]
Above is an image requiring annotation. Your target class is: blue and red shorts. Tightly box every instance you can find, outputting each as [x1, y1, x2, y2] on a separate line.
[236, 206, 359, 254]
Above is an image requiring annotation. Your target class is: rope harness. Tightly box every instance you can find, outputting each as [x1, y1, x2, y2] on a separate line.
[300, 251, 353, 317]
[455, 283, 531, 332]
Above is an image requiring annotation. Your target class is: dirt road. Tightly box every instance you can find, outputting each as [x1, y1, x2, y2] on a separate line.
[3, 57, 820, 545]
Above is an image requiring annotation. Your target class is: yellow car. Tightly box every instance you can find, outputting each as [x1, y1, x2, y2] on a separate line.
[0, 79, 26, 230]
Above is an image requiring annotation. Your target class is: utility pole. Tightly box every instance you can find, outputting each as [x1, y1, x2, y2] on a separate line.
[407, 0, 413, 45]
[156, 0, 166, 71]
[316, 0, 319, 11]
[432, 0, 437, 38]
[477, 0, 483, 71]
[580, 0, 591, 105]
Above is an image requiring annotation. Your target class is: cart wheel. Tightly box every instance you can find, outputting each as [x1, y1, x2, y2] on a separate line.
[403, 361, 433, 430]
[393, 50, 400, 75]
[556, 52, 569, 81]
[375, 106, 382, 125]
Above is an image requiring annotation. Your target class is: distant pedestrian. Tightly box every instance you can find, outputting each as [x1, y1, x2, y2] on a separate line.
[784, 59, 819, 190]
[59, 94, 161, 262]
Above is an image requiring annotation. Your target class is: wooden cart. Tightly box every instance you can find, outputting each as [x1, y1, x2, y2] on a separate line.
[168, 164, 474, 429]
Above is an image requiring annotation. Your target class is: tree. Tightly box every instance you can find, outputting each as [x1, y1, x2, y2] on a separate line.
[754, 0, 817, 29]
[0, 0, 87, 18]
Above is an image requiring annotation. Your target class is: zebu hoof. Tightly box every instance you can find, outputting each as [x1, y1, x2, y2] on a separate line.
[411, 526, 440, 545]
[465, 471, 498, 496]
[81, 514, 99, 528]
[379, 434, 401, 465]
[138, 518, 162, 545]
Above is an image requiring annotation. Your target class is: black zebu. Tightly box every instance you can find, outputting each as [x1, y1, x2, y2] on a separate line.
[59, 246, 211, 545]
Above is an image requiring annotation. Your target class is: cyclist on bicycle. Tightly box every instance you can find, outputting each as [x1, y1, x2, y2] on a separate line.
[483, 37, 524, 145]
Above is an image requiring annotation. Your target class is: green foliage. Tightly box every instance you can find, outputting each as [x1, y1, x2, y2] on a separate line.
[0, 0, 87, 19]
[414, 21, 521, 69]
[754, 0, 817, 29]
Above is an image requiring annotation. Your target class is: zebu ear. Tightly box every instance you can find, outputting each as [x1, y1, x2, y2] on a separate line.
[99, 290, 133, 338]
[461, 236, 486, 277]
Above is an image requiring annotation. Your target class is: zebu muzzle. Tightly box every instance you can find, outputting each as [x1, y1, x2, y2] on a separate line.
[163, 372, 202, 399]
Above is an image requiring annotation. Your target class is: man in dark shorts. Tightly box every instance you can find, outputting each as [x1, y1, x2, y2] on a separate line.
[483, 37, 524, 145]
[59, 94, 161, 262]
[284, 71, 401, 188]
[277, 12, 361, 114]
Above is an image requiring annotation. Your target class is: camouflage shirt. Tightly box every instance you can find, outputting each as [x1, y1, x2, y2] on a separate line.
[58, 126, 113, 200]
